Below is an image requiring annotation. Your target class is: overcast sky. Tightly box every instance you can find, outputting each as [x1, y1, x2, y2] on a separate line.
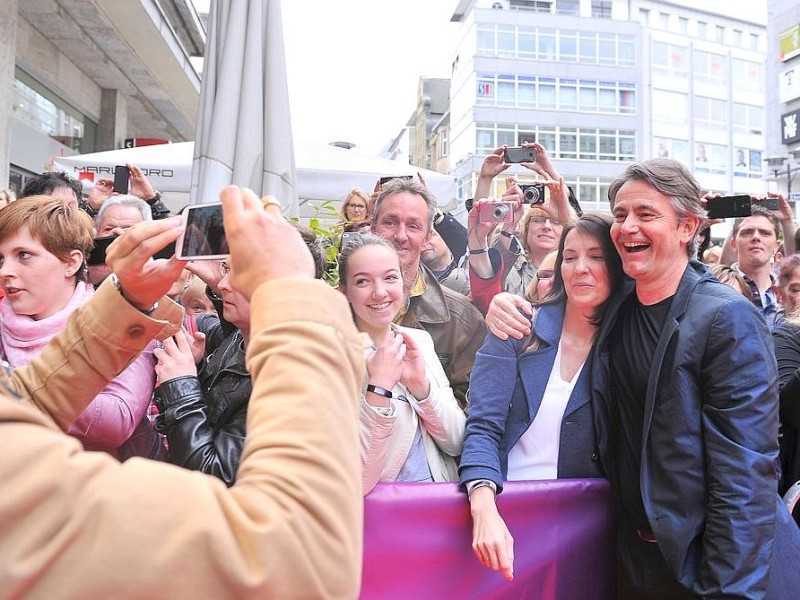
[281, 0, 460, 154]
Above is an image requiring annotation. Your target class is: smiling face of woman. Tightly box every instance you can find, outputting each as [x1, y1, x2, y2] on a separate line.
[560, 228, 611, 314]
[341, 244, 404, 339]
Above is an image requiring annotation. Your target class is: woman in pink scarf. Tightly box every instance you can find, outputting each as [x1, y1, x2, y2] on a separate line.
[0, 196, 156, 456]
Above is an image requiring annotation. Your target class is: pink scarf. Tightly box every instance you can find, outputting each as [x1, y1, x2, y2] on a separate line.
[0, 281, 95, 367]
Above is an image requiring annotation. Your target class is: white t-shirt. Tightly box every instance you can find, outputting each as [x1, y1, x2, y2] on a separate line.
[506, 341, 583, 481]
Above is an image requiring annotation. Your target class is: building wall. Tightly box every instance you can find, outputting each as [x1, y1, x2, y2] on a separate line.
[766, 0, 800, 200]
[447, 0, 768, 214]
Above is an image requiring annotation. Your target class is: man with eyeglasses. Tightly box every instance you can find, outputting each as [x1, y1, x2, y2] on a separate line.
[152, 222, 326, 484]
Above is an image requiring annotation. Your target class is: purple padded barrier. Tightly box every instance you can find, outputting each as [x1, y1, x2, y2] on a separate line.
[361, 479, 614, 600]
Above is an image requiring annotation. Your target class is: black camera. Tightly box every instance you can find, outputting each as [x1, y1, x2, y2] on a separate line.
[520, 183, 547, 205]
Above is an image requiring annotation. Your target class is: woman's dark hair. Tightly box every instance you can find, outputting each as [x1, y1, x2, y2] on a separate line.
[535, 213, 623, 326]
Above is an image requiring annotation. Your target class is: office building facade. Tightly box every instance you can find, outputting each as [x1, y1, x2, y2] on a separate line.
[447, 0, 767, 213]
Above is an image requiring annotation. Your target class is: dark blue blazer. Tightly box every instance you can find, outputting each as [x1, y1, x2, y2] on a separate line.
[459, 301, 602, 493]
[591, 261, 800, 598]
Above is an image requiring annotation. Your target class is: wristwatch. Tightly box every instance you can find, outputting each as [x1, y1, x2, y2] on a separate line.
[143, 191, 162, 205]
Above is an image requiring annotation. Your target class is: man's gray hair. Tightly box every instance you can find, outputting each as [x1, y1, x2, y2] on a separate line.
[95, 194, 153, 227]
[608, 158, 706, 257]
[372, 178, 436, 232]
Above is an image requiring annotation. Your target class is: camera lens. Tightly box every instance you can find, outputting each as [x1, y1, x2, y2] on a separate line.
[492, 205, 509, 219]
[524, 187, 539, 203]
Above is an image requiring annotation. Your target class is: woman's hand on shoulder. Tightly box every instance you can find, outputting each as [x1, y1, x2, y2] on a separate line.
[485, 293, 532, 340]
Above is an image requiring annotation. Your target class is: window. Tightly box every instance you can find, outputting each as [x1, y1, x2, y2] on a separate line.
[519, 26, 536, 57]
[498, 26, 515, 56]
[477, 26, 495, 54]
[13, 75, 92, 153]
[559, 79, 577, 110]
[697, 21, 707, 39]
[591, 1, 612, 19]
[732, 102, 763, 135]
[556, 0, 579, 15]
[732, 59, 763, 90]
[639, 8, 649, 26]
[715, 26, 725, 43]
[473, 124, 636, 164]
[440, 132, 448, 157]
[579, 129, 597, 159]
[652, 42, 688, 77]
[559, 30, 578, 62]
[694, 50, 726, 85]
[694, 96, 726, 128]
[519, 76, 536, 107]
[733, 30, 742, 46]
[538, 28, 557, 60]
[659, 13, 670, 29]
[539, 78, 557, 108]
[559, 128, 578, 159]
[750, 33, 759, 51]
[473, 73, 636, 114]
[678, 17, 688, 34]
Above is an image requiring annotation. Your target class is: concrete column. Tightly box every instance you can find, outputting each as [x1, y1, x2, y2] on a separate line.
[98, 88, 128, 151]
[0, 0, 19, 188]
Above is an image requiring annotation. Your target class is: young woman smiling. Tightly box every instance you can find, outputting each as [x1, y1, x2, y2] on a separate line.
[338, 233, 465, 495]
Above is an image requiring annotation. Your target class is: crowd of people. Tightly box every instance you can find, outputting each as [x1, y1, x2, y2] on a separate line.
[2, 145, 800, 598]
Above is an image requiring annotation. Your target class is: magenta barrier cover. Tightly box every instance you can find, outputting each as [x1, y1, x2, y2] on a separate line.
[361, 479, 614, 600]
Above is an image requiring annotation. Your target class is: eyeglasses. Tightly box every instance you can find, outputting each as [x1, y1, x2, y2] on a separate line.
[530, 216, 561, 227]
[349, 204, 367, 211]
[537, 269, 554, 280]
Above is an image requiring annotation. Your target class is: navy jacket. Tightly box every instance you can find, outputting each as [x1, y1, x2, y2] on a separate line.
[591, 260, 800, 598]
[460, 301, 602, 493]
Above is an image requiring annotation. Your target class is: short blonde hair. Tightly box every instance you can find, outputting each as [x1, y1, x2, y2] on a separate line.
[0, 196, 94, 282]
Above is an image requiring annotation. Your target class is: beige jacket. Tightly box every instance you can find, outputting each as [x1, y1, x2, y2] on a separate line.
[360, 326, 465, 494]
[0, 277, 364, 599]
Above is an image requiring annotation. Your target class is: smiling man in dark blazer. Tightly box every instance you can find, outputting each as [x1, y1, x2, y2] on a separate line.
[595, 158, 800, 598]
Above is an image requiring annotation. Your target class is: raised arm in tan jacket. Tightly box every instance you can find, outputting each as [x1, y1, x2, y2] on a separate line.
[0, 276, 364, 599]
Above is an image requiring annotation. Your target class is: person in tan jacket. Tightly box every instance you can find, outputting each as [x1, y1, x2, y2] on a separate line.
[0, 187, 364, 600]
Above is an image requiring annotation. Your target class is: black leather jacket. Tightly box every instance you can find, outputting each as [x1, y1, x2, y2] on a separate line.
[153, 311, 251, 486]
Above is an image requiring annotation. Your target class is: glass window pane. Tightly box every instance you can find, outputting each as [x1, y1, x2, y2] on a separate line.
[560, 31, 577, 62]
[538, 29, 557, 60]
[539, 79, 556, 108]
[560, 80, 577, 110]
[497, 130, 516, 147]
[477, 28, 494, 54]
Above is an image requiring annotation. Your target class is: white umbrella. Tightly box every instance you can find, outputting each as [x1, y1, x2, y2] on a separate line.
[191, 0, 297, 215]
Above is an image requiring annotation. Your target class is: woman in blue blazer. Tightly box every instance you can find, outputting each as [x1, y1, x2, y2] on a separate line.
[460, 214, 624, 580]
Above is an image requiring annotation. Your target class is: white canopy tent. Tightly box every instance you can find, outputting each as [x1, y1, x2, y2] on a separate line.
[53, 141, 458, 216]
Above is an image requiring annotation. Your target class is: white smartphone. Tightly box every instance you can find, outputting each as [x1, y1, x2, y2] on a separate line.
[176, 202, 229, 260]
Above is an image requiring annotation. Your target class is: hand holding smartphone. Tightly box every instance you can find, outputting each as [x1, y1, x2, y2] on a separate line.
[705, 195, 752, 220]
[113, 165, 130, 193]
[176, 202, 229, 260]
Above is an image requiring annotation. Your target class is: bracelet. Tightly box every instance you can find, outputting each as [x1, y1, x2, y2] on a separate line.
[467, 480, 497, 497]
[469, 247, 489, 255]
[110, 274, 159, 316]
[366, 384, 393, 398]
[143, 191, 162, 205]
[499, 230, 515, 239]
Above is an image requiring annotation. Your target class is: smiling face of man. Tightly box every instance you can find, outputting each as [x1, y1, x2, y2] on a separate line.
[610, 179, 698, 301]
